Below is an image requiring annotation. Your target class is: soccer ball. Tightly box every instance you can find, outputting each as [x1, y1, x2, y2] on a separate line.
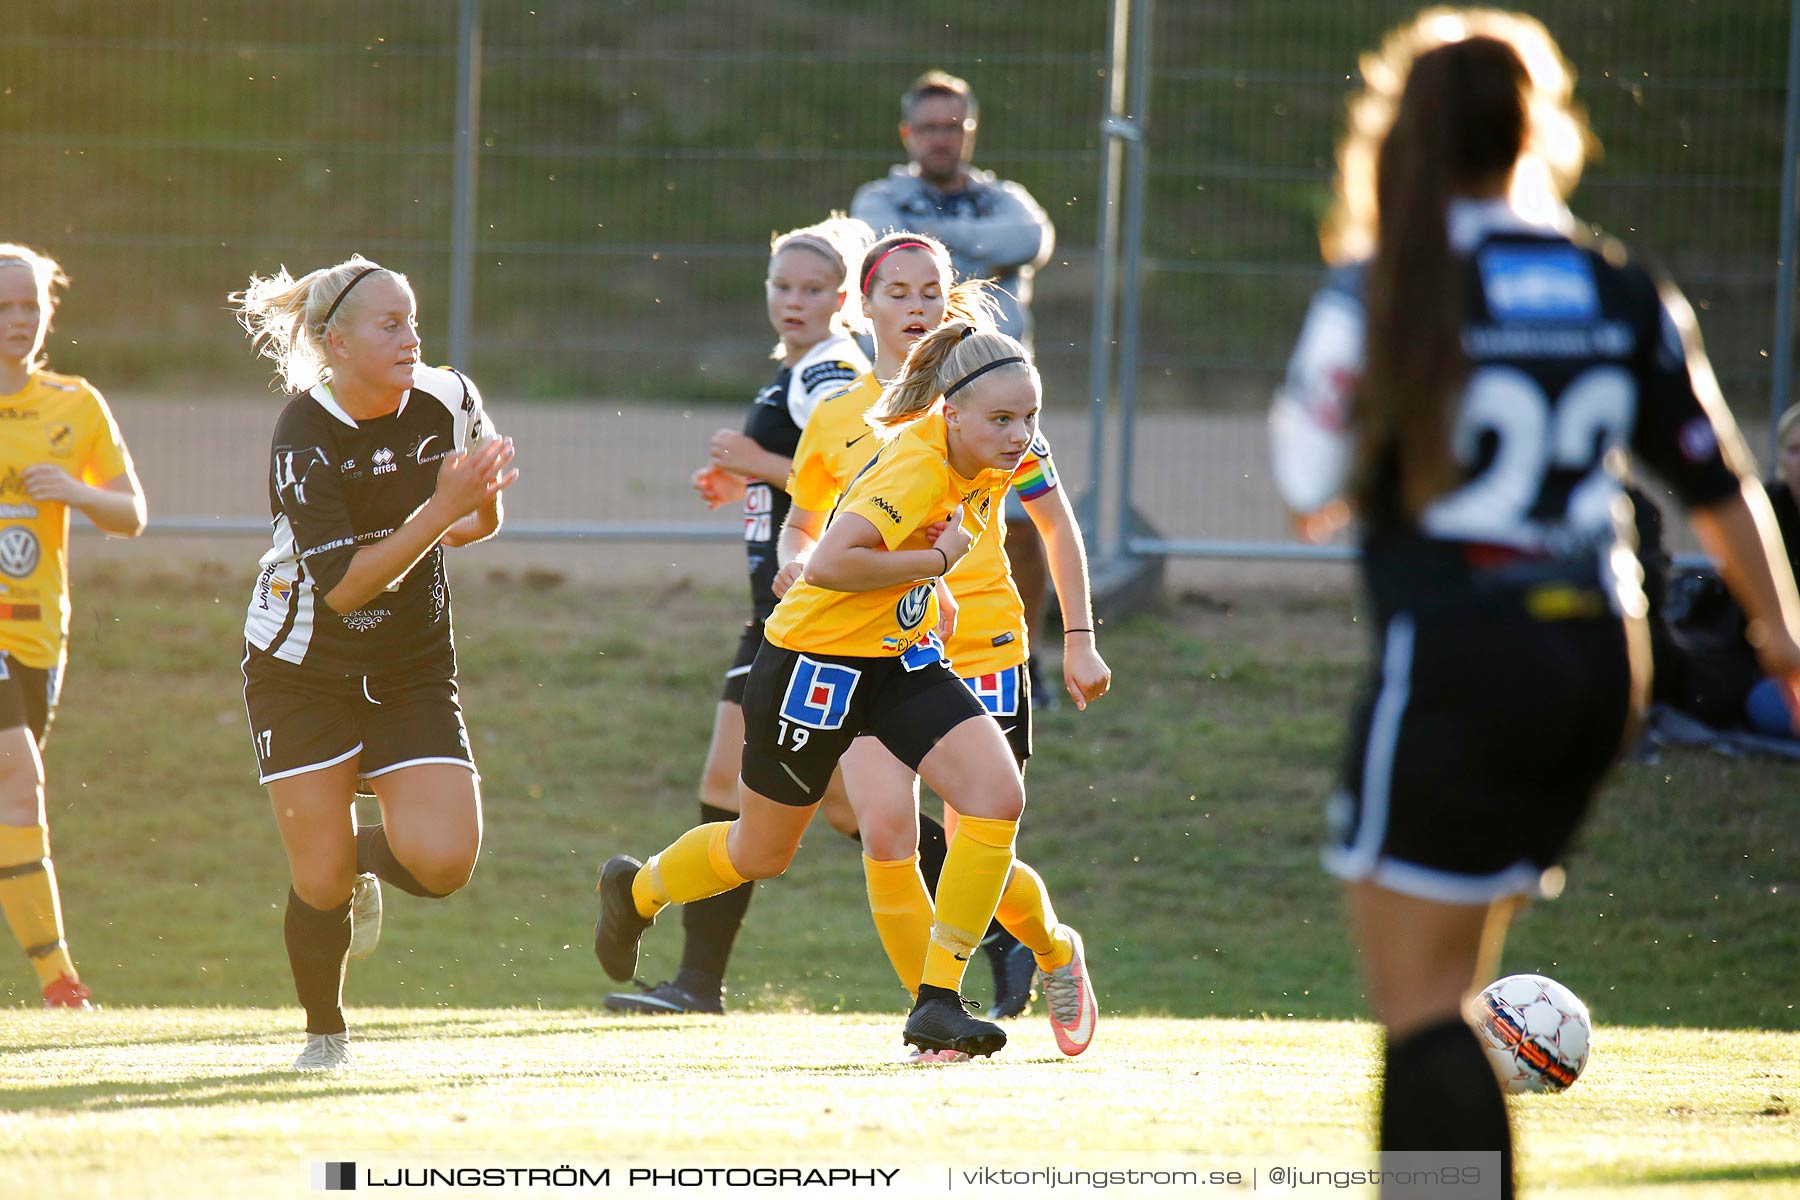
[1473, 973, 1592, 1094]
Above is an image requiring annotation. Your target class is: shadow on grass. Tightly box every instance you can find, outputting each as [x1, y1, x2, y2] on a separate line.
[0, 1072, 425, 1113]
[0, 1010, 601, 1055]
[1618, 1161, 1800, 1186]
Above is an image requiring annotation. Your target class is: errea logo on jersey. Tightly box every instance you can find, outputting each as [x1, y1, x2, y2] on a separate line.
[869, 497, 902, 524]
[371, 447, 397, 475]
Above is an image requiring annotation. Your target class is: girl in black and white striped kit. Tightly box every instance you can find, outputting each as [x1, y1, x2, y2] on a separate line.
[232, 255, 517, 1070]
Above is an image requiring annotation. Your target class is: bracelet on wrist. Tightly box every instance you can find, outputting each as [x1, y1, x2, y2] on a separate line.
[935, 546, 950, 576]
[1063, 627, 1095, 636]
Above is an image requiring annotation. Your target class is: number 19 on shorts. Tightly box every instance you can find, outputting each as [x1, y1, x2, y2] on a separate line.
[775, 655, 861, 749]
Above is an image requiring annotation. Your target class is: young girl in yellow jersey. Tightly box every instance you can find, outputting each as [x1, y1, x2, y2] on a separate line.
[781, 235, 1111, 1056]
[0, 245, 147, 1009]
[598, 321, 1044, 1057]
[602, 218, 870, 1017]
[780, 233, 1030, 1022]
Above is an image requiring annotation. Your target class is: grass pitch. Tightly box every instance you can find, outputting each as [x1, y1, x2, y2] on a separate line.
[0, 558, 1793, 1196]
[0, 1008, 1794, 1199]
[25, 560, 1796, 1027]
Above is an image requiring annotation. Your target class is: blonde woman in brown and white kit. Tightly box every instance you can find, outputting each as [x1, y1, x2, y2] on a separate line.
[233, 255, 516, 1070]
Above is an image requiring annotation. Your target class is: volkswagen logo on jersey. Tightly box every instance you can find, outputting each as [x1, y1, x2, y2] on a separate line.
[895, 581, 932, 631]
[0, 528, 39, 579]
[778, 655, 862, 730]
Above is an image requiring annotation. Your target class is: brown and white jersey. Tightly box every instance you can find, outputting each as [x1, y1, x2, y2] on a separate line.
[244, 365, 495, 674]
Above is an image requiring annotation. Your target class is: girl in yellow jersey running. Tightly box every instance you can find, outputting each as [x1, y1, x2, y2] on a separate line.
[0, 245, 147, 1009]
[780, 234, 1110, 1056]
[602, 217, 870, 1018]
[598, 321, 1055, 1058]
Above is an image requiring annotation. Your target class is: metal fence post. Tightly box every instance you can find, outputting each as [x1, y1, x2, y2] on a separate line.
[449, 0, 482, 367]
[1083, 0, 1131, 559]
[1112, 0, 1153, 559]
[1771, 0, 1800, 453]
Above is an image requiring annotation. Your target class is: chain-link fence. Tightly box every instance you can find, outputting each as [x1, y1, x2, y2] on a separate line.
[1124, 0, 1796, 554]
[4, 2, 1796, 550]
[5, 2, 1111, 535]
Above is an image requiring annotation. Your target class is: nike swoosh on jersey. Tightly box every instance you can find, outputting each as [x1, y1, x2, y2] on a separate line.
[845, 433, 869, 449]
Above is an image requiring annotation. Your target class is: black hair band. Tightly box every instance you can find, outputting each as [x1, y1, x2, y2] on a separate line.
[944, 355, 1025, 398]
[321, 266, 381, 329]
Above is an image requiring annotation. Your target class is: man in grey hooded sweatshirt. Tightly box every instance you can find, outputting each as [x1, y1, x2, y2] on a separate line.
[851, 70, 1055, 350]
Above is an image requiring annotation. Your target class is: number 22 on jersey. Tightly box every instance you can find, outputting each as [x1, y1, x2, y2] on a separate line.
[1422, 364, 1634, 543]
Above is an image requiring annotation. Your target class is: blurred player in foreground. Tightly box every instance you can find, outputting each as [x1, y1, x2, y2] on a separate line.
[1270, 9, 1800, 1195]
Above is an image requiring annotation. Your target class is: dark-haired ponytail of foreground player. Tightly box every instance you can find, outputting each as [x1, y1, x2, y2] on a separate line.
[1354, 34, 1529, 521]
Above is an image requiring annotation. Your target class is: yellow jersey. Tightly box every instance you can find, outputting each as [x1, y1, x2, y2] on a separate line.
[0, 371, 135, 668]
[764, 408, 1012, 658]
[785, 372, 1063, 675]
[788, 372, 882, 515]
[942, 429, 1060, 676]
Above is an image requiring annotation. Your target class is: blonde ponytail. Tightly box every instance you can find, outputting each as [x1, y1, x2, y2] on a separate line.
[943, 277, 1003, 329]
[229, 254, 405, 392]
[869, 322, 1036, 432]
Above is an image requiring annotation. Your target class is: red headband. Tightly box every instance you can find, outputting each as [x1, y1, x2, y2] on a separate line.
[860, 241, 936, 295]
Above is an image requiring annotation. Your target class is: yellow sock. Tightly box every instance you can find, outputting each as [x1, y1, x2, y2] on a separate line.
[863, 853, 934, 997]
[632, 822, 747, 918]
[921, 815, 1016, 993]
[0, 822, 76, 987]
[994, 860, 1074, 970]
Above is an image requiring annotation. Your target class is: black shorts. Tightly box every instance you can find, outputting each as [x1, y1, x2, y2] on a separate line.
[740, 636, 991, 807]
[1324, 606, 1633, 903]
[241, 643, 474, 786]
[720, 619, 764, 706]
[0, 651, 62, 748]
